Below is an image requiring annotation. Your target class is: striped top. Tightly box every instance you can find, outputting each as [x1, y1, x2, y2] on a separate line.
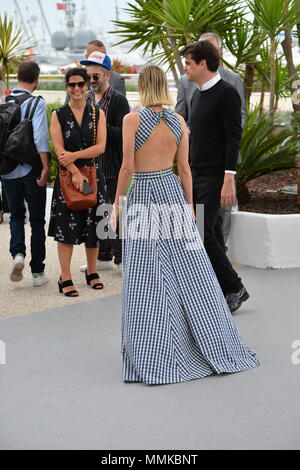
[86, 85, 114, 178]
[135, 107, 182, 151]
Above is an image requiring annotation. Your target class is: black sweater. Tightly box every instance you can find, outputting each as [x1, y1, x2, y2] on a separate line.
[101, 89, 130, 177]
[189, 79, 242, 177]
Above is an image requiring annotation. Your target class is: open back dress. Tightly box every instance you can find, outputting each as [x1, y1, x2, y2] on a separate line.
[121, 107, 259, 385]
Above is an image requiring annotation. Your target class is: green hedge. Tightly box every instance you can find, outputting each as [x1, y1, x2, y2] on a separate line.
[38, 81, 138, 91]
[46, 102, 60, 182]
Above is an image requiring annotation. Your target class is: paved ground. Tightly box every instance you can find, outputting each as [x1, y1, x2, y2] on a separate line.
[0, 266, 299, 450]
[0, 218, 122, 320]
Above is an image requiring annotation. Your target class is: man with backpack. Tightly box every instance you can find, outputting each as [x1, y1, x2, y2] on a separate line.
[1, 61, 50, 286]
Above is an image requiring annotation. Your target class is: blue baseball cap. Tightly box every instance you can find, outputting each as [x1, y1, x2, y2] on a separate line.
[80, 51, 111, 71]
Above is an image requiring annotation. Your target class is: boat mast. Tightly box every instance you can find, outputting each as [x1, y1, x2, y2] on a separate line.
[36, 0, 52, 40]
[14, 0, 30, 41]
[115, 0, 119, 22]
[65, 0, 75, 50]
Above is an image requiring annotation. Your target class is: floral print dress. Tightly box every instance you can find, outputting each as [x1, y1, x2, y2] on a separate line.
[48, 103, 108, 247]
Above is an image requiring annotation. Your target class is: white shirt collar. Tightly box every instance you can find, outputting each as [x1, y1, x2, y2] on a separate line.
[198, 72, 221, 91]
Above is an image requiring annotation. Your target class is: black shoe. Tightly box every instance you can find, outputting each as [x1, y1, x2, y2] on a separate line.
[58, 278, 79, 297]
[226, 286, 249, 313]
[85, 270, 104, 290]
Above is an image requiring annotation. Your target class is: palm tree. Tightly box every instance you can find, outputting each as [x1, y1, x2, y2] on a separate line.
[112, 0, 243, 86]
[222, 18, 263, 73]
[0, 14, 31, 89]
[247, 0, 299, 116]
[222, 17, 264, 103]
[281, 25, 300, 115]
[255, 44, 294, 112]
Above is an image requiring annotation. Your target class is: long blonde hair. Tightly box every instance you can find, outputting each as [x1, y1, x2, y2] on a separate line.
[138, 65, 173, 107]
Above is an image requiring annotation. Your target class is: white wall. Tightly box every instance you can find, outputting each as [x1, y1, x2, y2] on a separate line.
[227, 211, 300, 269]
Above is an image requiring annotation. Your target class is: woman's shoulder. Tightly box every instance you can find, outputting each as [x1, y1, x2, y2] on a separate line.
[124, 111, 140, 122]
[53, 104, 69, 116]
[123, 111, 140, 130]
[173, 112, 186, 136]
[58, 103, 69, 111]
[173, 112, 185, 124]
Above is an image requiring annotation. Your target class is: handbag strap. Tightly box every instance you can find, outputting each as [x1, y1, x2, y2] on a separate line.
[75, 105, 98, 150]
[74, 105, 98, 169]
[92, 106, 97, 145]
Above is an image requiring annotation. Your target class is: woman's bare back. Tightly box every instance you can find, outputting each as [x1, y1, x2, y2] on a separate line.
[134, 113, 180, 172]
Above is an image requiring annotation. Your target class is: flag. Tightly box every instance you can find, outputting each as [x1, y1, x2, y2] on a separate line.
[57, 3, 67, 10]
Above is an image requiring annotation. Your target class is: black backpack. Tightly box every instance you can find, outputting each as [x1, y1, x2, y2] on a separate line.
[0, 92, 42, 175]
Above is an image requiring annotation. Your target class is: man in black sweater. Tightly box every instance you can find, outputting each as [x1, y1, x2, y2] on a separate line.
[181, 41, 249, 313]
[79, 52, 130, 273]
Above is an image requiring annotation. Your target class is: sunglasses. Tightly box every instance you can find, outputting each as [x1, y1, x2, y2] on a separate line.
[87, 73, 103, 82]
[66, 81, 87, 89]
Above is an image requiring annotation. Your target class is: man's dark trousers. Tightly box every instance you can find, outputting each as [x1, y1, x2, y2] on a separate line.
[98, 176, 122, 265]
[193, 174, 242, 296]
[0, 177, 9, 213]
[2, 167, 46, 273]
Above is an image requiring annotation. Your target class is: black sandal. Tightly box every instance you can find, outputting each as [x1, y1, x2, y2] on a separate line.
[58, 278, 79, 297]
[85, 271, 104, 290]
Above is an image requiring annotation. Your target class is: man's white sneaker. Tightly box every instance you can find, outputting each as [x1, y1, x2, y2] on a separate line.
[10, 254, 25, 282]
[80, 260, 115, 272]
[32, 272, 49, 287]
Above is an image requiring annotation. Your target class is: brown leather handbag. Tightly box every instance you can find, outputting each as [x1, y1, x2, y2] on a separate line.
[59, 106, 98, 211]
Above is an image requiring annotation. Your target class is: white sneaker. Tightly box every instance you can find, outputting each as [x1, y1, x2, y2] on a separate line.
[10, 254, 25, 282]
[32, 272, 49, 287]
[80, 260, 115, 272]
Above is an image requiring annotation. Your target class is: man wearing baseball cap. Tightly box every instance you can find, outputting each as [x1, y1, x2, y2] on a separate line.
[79, 51, 130, 274]
[85, 40, 126, 96]
[80, 50, 112, 72]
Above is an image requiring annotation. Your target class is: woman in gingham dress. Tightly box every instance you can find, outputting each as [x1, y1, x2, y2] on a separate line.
[110, 65, 259, 385]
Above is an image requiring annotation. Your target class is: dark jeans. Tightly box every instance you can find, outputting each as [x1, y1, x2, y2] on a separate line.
[2, 167, 47, 274]
[193, 175, 242, 295]
[98, 176, 122, 264]
[0, 177, 9, 213]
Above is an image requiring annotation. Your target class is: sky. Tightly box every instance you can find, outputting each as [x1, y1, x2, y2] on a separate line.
[0, 0, 130, 45]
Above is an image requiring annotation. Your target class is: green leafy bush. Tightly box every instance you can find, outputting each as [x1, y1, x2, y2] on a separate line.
[38, 81, 65, 91]
[237, 106, 300, 202]
[46, 102, 60, 182]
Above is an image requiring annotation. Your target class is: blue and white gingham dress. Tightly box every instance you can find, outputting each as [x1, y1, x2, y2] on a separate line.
[121, 107, 259, 384]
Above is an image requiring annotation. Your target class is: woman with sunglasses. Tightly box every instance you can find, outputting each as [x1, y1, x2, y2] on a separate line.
[48, 67, 108, 296]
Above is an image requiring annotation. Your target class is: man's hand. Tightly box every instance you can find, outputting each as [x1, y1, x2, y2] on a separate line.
[37, 167, 48, 187]
[220, 174, 236, 208]
[58, 151, 76, 167]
